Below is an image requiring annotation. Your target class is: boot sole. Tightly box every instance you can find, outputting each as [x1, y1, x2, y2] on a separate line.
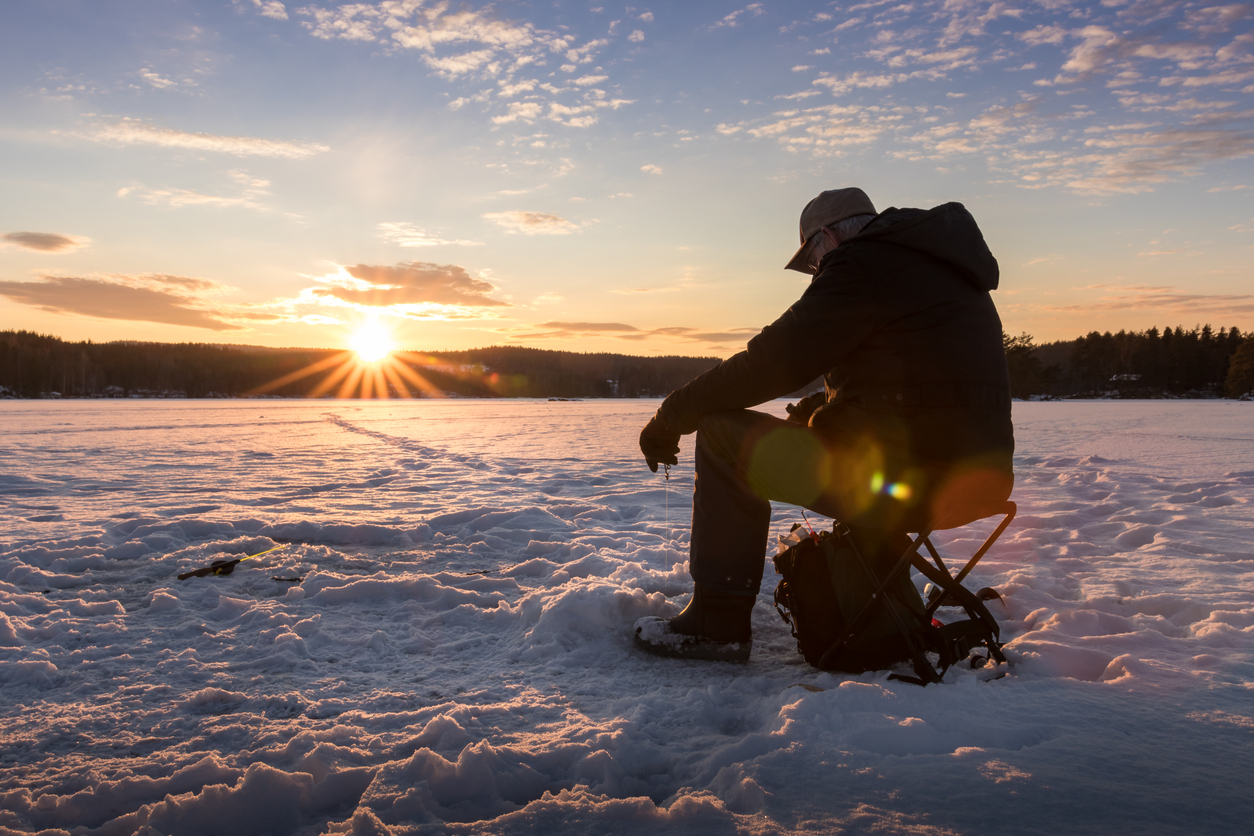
[633, 618, 752, 663]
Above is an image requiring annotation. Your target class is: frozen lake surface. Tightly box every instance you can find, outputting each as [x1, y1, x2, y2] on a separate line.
[1, 399, 1252, 835]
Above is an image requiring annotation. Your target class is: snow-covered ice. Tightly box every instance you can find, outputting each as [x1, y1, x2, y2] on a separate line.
[1, 399, 1252, 835]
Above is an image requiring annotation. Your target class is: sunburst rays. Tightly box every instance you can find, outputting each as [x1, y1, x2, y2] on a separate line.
[248, 350, 450, 399]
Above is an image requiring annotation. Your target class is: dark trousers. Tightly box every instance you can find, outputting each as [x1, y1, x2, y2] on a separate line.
[690, 409, 906, 593]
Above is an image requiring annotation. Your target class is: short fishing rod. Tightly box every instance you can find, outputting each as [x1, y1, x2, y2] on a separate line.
[178, 544, 287, 580]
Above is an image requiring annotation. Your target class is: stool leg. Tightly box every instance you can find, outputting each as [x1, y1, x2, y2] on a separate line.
[818, 526, 941, 683]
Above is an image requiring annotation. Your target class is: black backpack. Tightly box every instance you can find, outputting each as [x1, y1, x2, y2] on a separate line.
[772, 524, 1005, 684]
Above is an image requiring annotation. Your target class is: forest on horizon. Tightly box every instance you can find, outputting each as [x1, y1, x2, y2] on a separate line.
[2, 326, 1254, 401]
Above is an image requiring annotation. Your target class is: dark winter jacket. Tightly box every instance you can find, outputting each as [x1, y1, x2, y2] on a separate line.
[657, 202, 1014, 511]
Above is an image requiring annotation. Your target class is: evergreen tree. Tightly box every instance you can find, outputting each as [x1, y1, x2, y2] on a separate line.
[1224, 338, 1254, 398]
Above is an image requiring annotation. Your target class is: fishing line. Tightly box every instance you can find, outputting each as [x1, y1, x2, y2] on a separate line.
[664, 462, 671, 548]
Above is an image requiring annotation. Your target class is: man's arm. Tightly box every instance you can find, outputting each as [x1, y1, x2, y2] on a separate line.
[655, 249, 883, 435]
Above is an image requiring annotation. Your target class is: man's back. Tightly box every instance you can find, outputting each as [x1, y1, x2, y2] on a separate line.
[807, 203, 1013, 471]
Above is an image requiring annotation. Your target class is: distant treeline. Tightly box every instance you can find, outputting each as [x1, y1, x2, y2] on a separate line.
[0, 331, 720, 399]
[1005, 325, 1254, 399]
[3, 327, 1253, 401]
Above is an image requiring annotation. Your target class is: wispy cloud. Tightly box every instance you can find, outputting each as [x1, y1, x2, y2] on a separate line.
[812, 71, 906, 96]
[724, 102, 903, 156]
[711, 4, 765, 30]
[509, 321, 758, 346]
[118, 171, 281, 212]
[284, 0, 637, 130]
[138, 68, 182, 90]
[79, 119, 328, 159]
[1, 232, 90, 253]
[1043, 285, 1254, 315]
[483, 211, 582, 234]
[378, 222, 483, 248]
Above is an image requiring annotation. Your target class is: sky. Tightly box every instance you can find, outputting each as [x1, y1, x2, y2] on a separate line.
[1, 0, 1252, 357]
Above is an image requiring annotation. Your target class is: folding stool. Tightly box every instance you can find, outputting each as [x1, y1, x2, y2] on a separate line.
[818, 500, 1017, 685]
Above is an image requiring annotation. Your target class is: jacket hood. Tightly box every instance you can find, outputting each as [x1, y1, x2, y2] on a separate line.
[850, 202, 999, 291]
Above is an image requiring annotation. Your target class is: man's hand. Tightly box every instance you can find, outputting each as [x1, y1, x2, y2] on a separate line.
[639, 413, 680, 472]
[785, 391, 826, 424]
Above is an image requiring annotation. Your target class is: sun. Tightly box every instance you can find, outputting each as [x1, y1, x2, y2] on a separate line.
[250, 319, 452, 399]
[351, 323, 395, 364]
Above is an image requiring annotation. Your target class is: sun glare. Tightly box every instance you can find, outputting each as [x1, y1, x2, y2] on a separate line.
[249, 322, 452, 399]
[352, 325, 394, 364]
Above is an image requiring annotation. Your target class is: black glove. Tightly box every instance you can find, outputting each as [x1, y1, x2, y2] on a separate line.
[639, 413, 680, 472]
[785, 391, 827, 425]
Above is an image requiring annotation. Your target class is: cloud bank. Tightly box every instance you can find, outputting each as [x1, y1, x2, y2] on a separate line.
[0, 275, 243, 331]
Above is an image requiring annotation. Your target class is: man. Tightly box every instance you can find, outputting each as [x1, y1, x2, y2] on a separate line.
[634, 187, 1014, 662]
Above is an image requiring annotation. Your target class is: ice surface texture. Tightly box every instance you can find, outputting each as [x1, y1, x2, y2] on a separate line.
[1, 399, 1252, 835]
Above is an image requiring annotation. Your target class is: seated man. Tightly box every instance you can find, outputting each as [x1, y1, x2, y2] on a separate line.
[634, 187, 1015, 662]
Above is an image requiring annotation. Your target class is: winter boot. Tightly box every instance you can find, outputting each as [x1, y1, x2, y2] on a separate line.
[633, 586, 755, 662]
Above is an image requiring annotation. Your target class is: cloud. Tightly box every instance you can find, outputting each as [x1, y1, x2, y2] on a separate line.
[80, 119, 328, 159]
[119, 170, 278, 212]
[378, 222, 483, 248]
[422, 49, 498, 77]
[274, 3, 640, 131]
[1018, 24, 1069, 46]
[715, 4, 765, 28]
[0, 275, 242, 330]
[1066, 126, 1254, 193]
[651, 326, 760, 344]
[493, 101, 544, 124]
[512, 321, 757, 346]
[547, 96, 634, 127]
[1, 232, 90, 253]
[728, 102, 900, 156]
[1162, 68, 1254, 88]
[249, 0, 288, 21]
[1043, 286, 1254, 315]
[610, 285, 678, 294]
[775, 90, 823, 100]
[312, 262, 509, 309]
[937, 0, 1023, 46]
[498, 78, 537, 97]
[565, 38, 609, 64]
[813, 71, 904, 96]
[640, 164, 663, 174]
[482, 211, 581, 234]
[536, 321, 641, 333]
[139, 68, 180, 89]
[300, 2, 536, 52]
